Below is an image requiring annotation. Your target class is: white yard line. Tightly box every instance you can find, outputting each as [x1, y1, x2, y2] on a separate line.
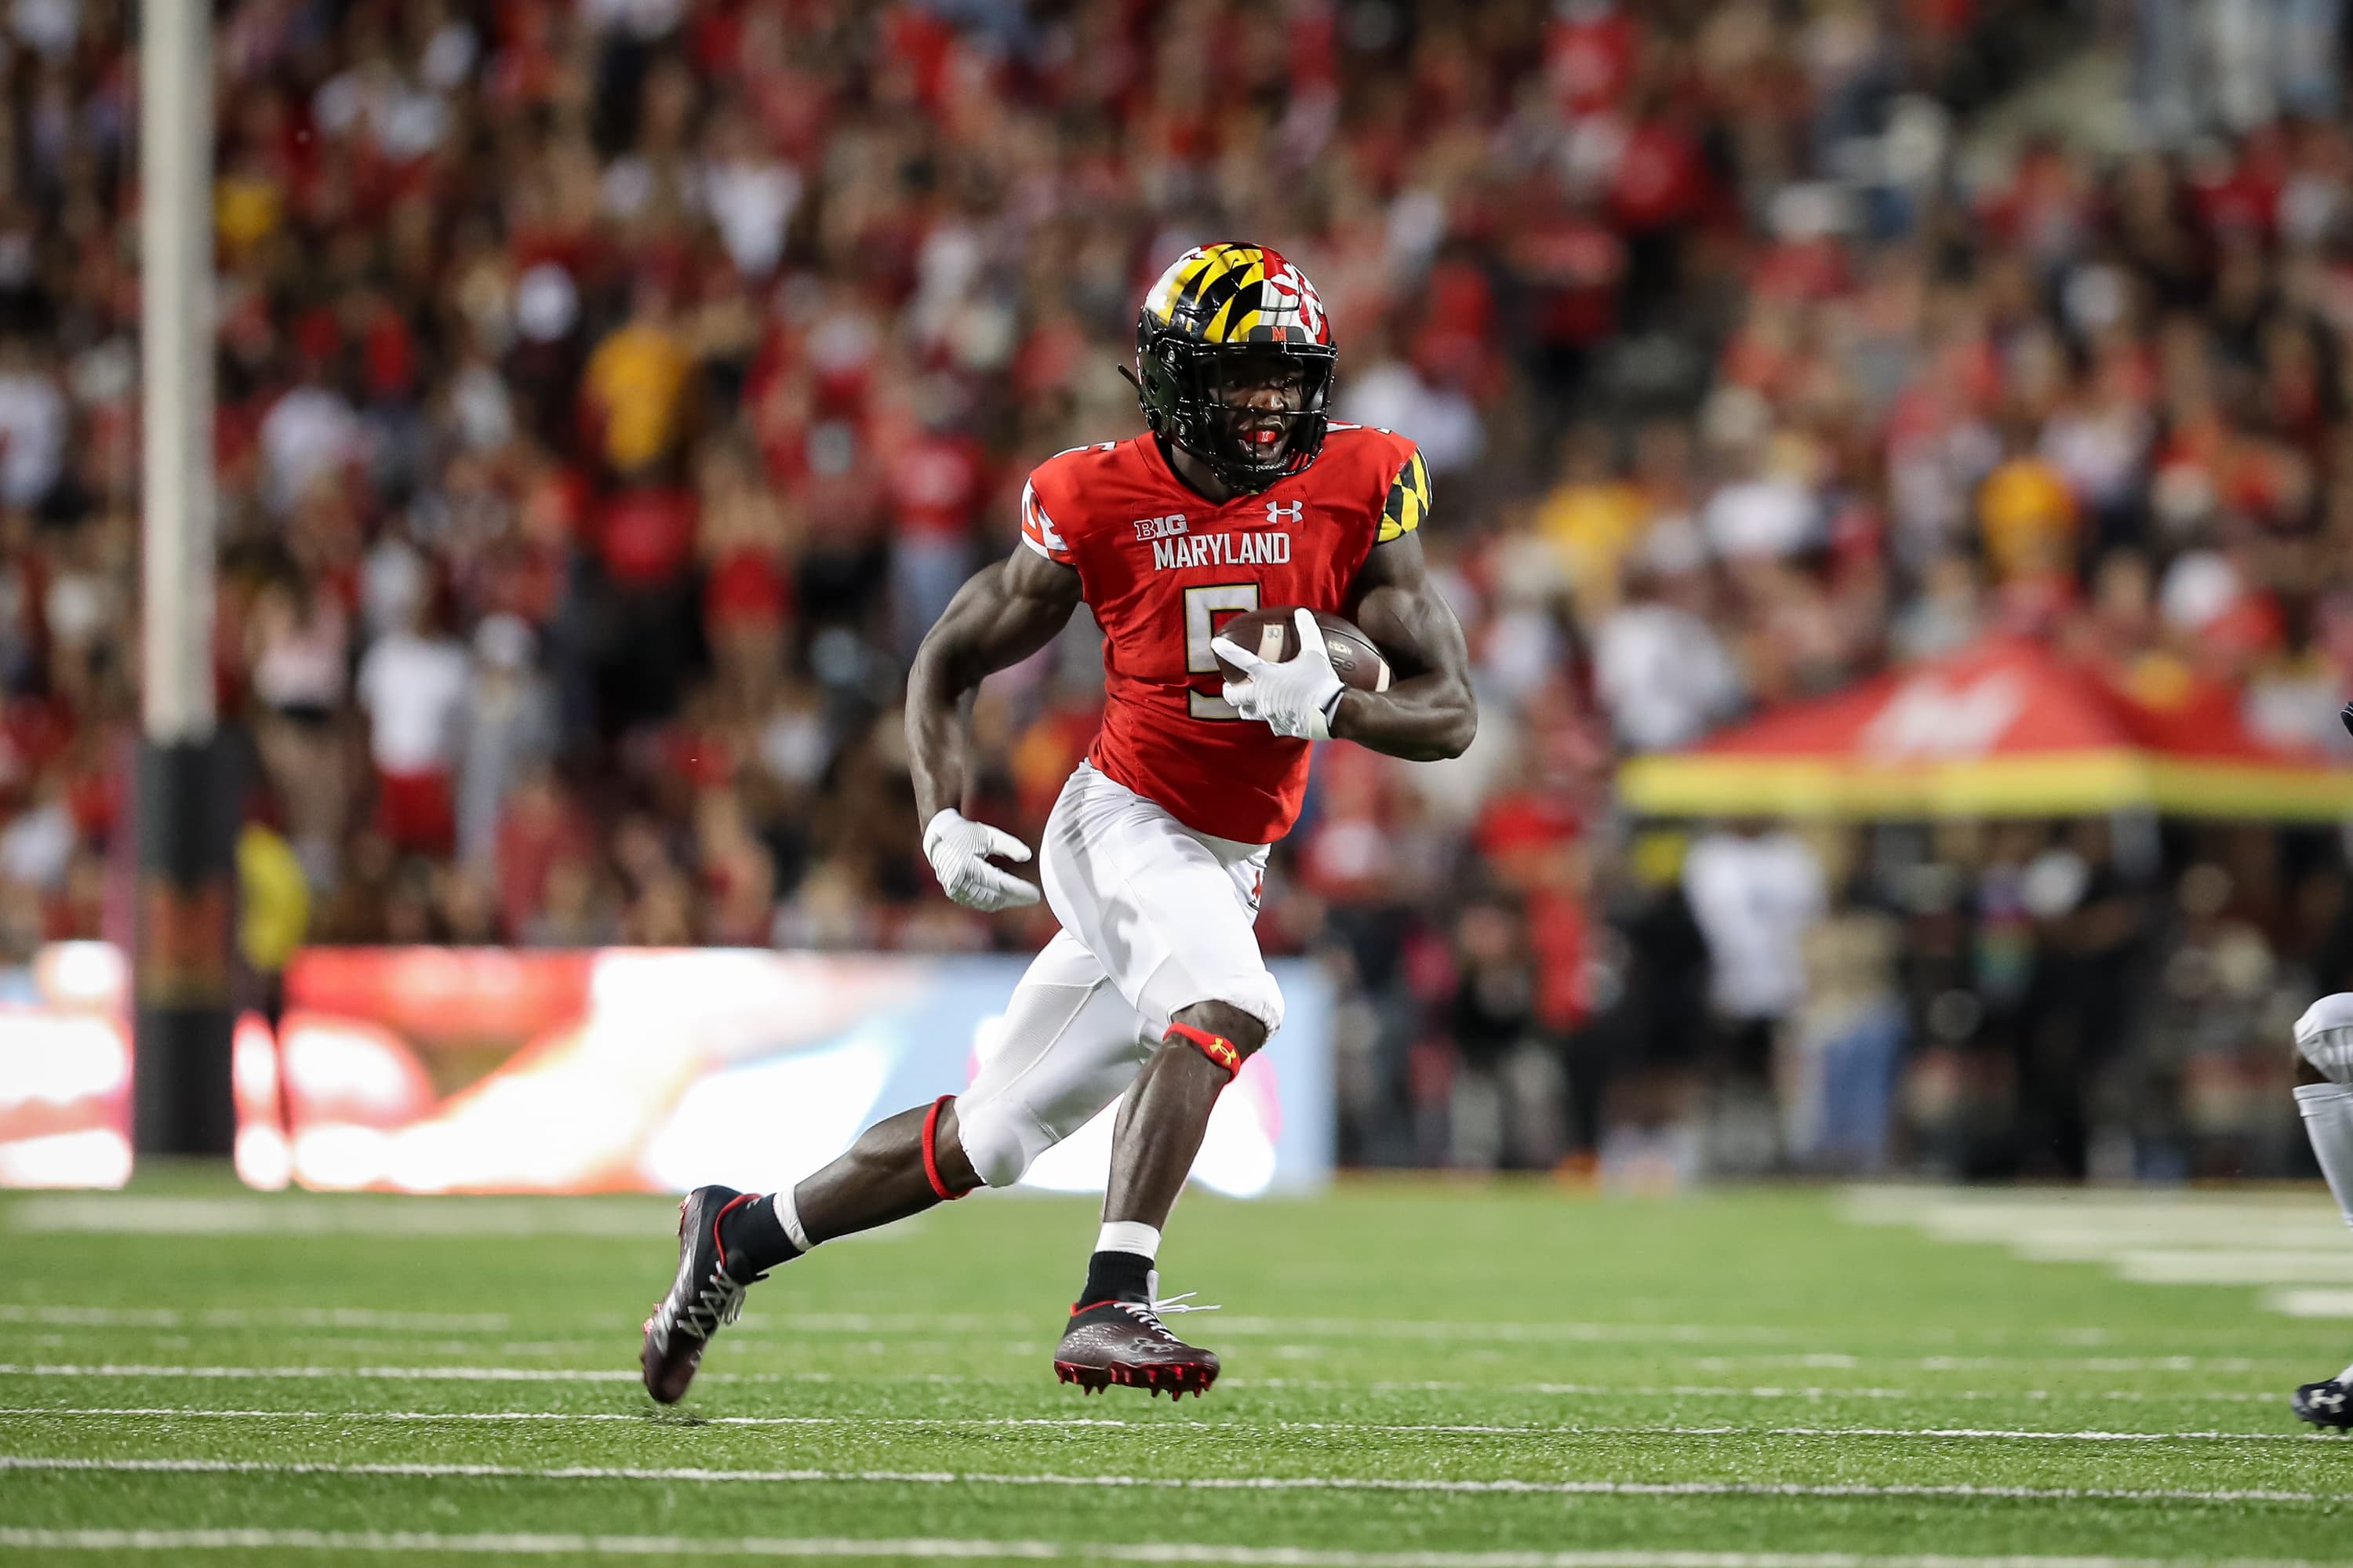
[12, 1304, 2338, 1366]
[0, 1363, 720, 1384]
[0, 1406, 2315, 1443]
[1838, 1191, 2353, 1308]
[0, 1529, 2337, 1567]
[0, 1455, 2337, 1506]
[13, 1299, 2340, 1352]
[1213, 1319, 1806, 1345]
[2, 1330, 2317, 1376]
[93, 1338, 1038, 1362]
[0, 1304, 2298, 1354]
[1240, 1379, 2289, 1406]
[5, 1308, 2326, 1368]
[0, 1303, 1830, 1347]
[1688, 1357, 2289, 1374]
[0, 1364, 2296, 1405]
[1247, 1424, 2315, 1443]
[0, 1407, 1136, 1430]
[0, 1304, 1017, 1336]
[2108, 1252, 2353, 1286]
[0, 1304, 515, 1332]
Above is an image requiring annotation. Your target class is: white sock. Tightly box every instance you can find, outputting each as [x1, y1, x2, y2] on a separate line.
[1095, 1220, 1161, 1260]
[776, 1184, 816, 1254]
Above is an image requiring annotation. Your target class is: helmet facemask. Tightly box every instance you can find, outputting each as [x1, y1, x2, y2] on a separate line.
[1140, 338, 1336, 495]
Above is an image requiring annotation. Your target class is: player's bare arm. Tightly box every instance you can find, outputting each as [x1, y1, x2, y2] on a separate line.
[904, 544, 1083, 912]
[907, 544, 1083, 826]
[1337, 527, 1476, 762]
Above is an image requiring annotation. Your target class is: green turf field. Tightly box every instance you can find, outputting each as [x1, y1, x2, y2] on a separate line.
[3, 1173, 2352, 1566]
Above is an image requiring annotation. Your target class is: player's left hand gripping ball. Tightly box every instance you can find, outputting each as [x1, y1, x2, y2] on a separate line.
[1213, 608, 1346, 741]
[922, 809, 1042, 912]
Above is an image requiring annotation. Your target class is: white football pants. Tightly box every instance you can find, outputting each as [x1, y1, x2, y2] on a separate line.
[953, 762, 1281, 1188]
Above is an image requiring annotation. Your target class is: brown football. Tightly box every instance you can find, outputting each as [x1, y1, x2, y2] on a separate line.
[1212, 607, 1393, 693]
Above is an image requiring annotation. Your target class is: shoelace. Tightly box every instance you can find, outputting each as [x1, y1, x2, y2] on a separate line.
[668, 1268, 750, 1344]
[1111, 1292, 1220, 1341]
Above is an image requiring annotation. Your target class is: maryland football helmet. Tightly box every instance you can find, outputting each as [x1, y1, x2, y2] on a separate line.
[1130, 242, 1337, 494]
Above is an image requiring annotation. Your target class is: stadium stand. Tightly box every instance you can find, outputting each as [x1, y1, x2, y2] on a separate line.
[0, 0, 2348, 1179]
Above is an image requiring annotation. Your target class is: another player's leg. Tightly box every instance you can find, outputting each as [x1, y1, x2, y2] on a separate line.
[1055, 999, 1264, 1398]
[2291, 995, 2353, 1428]
[642, 932, 1147, 1403]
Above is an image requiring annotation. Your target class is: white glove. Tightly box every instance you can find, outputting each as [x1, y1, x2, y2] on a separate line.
[1212, 607, 1346, 741]
[922, 809, 1041, 911]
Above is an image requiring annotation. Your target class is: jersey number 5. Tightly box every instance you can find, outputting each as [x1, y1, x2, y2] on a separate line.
[1184, 584, 1260, 719]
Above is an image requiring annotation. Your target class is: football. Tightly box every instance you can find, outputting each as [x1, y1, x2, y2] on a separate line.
[1213, 607, 1393, 693]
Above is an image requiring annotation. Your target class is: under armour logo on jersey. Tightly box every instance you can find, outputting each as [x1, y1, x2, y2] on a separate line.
[1266, 500, 1304, 524]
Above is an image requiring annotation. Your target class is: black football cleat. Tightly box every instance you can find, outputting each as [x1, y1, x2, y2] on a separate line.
[2293, 1366, 2353, 1431]
[1053, 1285, 1220, 1399]
[641, 1185, 764, 1405]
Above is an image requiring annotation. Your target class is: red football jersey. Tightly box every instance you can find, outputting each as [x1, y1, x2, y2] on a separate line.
[1021, 423, 1431, 845]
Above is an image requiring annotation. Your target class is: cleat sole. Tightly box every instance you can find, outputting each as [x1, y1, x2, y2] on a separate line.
[1053, 1359, 1218, 1399]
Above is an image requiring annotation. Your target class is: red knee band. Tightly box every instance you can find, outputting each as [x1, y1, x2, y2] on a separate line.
[921, 1094, 967, 1201]
[1166, 1020, 1242, 1075]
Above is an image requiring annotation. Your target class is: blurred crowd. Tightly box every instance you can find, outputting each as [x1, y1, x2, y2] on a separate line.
[2, 0, 2352, 1178]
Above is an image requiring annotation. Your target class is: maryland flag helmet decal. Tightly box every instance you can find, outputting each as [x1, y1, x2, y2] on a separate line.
[1132, 242, 1338, 493]
[1143, 243, 1333, 347]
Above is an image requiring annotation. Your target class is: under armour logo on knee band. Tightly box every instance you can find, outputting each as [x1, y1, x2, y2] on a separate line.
[1165, 1021, 1241, 1074]
[921, 1094, 969, 1201]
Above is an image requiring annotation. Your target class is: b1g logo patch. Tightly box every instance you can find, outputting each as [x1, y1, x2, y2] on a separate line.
[1133, 512, 1189, 542]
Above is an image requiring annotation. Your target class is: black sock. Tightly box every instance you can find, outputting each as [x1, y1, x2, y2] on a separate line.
[717, 1193, 800, 1278]
[1078, 1248, 1153, 1306]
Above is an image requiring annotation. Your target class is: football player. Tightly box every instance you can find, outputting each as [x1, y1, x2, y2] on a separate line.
[2293, 993, 2353, 1427]
[643, 242, 1475, 1402]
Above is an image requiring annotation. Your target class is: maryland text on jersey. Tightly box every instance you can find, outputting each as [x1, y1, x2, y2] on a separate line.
[1148, 529, 1294, 572]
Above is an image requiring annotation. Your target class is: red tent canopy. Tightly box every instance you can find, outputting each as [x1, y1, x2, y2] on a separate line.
[1617, 636, 2348, 820]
